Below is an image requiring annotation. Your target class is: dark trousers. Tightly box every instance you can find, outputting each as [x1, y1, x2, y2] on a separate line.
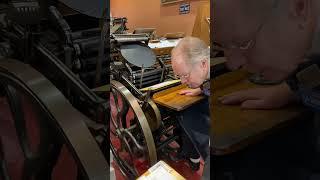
[178, 98, 210, 160]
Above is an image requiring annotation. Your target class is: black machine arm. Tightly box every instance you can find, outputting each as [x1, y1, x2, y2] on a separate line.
[35, 43, 109, 123]
[120, 74, 145, 99]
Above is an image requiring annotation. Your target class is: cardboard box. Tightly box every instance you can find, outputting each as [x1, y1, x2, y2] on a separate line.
[137, 161, 185, 180]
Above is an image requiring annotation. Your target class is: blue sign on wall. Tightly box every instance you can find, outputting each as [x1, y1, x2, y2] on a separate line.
[179, 3, 190, 14]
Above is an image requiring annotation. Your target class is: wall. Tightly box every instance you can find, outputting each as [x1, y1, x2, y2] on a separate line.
[110, 0, 209, 37]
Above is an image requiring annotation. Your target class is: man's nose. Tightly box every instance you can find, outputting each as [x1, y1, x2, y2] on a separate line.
[181, 78, 187, 84]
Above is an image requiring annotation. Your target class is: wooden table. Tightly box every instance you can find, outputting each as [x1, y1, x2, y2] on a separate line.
[153, 84, 204, 111]
[149, 39, 179, 56]
[212, 70, 306, 155]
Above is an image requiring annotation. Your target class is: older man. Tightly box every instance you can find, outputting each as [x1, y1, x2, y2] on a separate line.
[214, 0, 320, 179]
[170, 37, 210, 172]
[214, 0, 320, 109]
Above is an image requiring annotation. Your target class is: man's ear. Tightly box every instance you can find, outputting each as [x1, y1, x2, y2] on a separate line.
[201, 59, 208, 68]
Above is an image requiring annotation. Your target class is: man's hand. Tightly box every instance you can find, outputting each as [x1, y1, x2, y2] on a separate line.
[218, 83, 299, 109]
[179, 87, 202, 96]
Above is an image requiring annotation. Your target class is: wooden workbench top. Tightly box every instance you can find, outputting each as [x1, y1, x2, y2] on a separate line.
[153, 84, 204, 111]
[212, 70, 306, 155]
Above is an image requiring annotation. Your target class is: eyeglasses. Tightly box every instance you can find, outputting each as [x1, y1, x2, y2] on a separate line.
[175, 59, 209, 80]
[214, 0, 279, 53]
[175, 71, 191, 80]
[174, 62, 198, 80]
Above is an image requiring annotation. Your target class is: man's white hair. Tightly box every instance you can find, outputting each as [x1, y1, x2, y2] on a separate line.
[172, 36, 210, 64]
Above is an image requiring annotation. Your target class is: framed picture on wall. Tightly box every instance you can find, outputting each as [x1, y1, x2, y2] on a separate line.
[179, 3, 190, 14]
[161, 0, 184, 5]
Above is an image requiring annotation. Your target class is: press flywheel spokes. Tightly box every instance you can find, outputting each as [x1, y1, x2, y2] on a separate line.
[0, 83, 54, 179]
[110, 80, 157, 178]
